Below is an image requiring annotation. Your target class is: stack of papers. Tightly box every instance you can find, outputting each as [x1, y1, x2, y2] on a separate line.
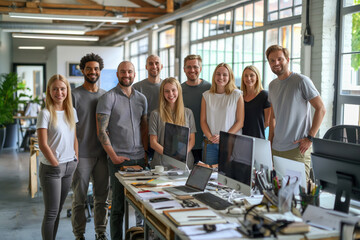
[137, 190, 172, 200]
[148, 200, 182, 210]
[163, 208, 227, 226]
[178, 223, 242, 240]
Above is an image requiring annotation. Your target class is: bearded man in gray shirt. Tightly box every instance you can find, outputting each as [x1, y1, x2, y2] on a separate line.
[71, 53, 108, 240]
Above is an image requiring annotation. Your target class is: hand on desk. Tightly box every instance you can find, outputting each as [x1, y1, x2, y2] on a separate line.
[111, 155, 130, 164]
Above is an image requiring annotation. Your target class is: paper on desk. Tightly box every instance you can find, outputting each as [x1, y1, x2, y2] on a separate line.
[149, 200, 182, 210]
[243, 195, 263, 206]
[137, 191, 172, 200]
[302, 205, 360, 231]
[264, 211, 303, 222]
[178, 223, 242, 239]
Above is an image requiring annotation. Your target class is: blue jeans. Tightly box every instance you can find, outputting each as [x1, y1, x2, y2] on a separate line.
[108, 158, 145, 240]
[203, 142, 219, 165]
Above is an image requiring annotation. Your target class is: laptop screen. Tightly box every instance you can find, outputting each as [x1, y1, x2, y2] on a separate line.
[163, 122, 190, 163]
[185, 165, 213, 190]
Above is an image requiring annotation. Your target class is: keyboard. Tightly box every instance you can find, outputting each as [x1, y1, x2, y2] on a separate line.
[193, 192, 232, 210]
[174, 186, 200, 193]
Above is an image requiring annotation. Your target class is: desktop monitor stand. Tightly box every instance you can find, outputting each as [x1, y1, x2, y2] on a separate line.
[334, 172, 353, 213]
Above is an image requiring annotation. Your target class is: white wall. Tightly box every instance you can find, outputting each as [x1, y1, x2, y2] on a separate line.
[46, 45, 122, 86]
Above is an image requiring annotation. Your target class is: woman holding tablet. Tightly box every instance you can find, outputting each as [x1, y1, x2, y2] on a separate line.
[149, 77, 196, 168]
[201, 63, 244, 165]
[37, 74, 78, 240]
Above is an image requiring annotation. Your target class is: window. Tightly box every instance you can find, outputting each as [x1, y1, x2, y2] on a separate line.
[158, 27, 175, 79]
[189, 0, 302, 87]
[130, 37, 148, 82]
[336, 0, 360, 125]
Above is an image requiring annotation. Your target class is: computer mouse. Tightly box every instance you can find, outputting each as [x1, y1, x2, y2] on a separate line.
[228, 207, 244, 215]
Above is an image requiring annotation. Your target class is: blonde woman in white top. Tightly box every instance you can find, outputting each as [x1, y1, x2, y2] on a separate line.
[200, 63, 244, 165]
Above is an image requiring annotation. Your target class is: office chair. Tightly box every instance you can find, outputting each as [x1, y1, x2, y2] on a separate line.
[323, 125, 360, 144]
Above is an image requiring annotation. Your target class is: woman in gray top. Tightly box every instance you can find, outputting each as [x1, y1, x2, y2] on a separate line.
[149, 77, 196, 169]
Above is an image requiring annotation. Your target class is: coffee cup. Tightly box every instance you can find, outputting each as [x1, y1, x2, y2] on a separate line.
[155, 165, 164, 173]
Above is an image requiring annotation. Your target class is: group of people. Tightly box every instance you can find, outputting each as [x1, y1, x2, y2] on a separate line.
[36, 44, 326, 240]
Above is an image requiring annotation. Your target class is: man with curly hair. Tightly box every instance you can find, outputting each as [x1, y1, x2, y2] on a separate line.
[71, 53, 109, 240]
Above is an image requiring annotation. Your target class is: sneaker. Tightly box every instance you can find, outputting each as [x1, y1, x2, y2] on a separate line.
[75, 237, 85, 240]
[95, 232, 108, 240]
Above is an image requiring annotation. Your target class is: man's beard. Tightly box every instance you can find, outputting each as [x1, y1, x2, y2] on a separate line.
[84, 74, 99, 84]
[119, 77, 133, 87]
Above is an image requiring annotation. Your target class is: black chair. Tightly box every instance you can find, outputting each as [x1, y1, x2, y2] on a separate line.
[323, 125, 360, 144]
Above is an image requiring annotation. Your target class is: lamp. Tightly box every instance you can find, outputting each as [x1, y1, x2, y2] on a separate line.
[3, 29, 86, 35]
[12, 33, 99, 41]
[9, 12, 129, 23]
[18, 46, 45, 50]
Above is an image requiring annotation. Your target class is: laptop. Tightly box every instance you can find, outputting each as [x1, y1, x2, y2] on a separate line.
[164, 165, 213, 196]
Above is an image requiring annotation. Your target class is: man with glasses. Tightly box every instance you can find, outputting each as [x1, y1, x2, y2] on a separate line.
[181, 55, 211, 164]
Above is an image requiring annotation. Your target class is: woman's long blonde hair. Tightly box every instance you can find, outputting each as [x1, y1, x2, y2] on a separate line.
[45, 74, 75, 129]
[159, 77, 185, 126]
[209, 63, 237, 94]
[240, 65, 263, 96]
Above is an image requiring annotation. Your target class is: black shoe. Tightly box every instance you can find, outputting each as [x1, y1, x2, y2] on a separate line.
[75, 236, 85, 240]
[95, 232, 108, 240]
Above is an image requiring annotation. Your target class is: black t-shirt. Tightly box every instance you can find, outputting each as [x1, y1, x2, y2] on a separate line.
[243, 90, 271, 139]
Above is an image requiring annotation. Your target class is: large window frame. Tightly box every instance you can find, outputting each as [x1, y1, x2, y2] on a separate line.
[130, 37, 148, 83]
[336, 1, 360, 125]
[189, 0, 302, 88]
[158, 27, 175, 79]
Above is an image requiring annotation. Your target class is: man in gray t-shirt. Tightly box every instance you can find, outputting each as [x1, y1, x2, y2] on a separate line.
[71, 53, 108, 240]
[96, 61, 148, 240]
[133, 55, 163, 163]
[266, 45, 326, 180]
[181, 55, 211, 163]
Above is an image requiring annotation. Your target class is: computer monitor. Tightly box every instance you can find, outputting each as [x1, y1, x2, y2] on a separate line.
[218, 131, 255, 196]
[312, 138, 360, 213]
[163, 122, 190, 172]
[253, 137, 273, 171]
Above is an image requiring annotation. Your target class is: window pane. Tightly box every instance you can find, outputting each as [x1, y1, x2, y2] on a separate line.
[197, 19, 203, 40]
[254, 31, 263, 62]
[203, 41, 210, 68]
[218, 39, 225, 63]
[343, 104, 360, 125]
[266, 28, 278, 48]
[280, 9, 293, 19]
[294, 0, 302, 5]
[225, 37, 233, 65]
[254, 0, 264, 27]
[341, 53, 360, 96]
[269, 0, 278, 12]
[190, 44, 197, 54]
[197, 43, 203, 56]
[210, 40, 217, 64]
[294, 6, 302, 15]
[170, 47, 175, 77]
[131, 41, 138, 55]
[233, 63, 243, 86]
[269, 12, 278, 21]
[139, 38, 148, 53]
[244, 3, 254, 30]
[342, 12, 360, 53]
[225, 11, 232, 33]
[280, 0, 292, 9]
[159, 28, 175, 48]
[279, 25, 291, 50]
[204, 18, 210, 37]
[191, 22, 197, 41]
[244, 33, 253, 62]
[234, 7, 243, 32]
[234, 35, 243, 63]
[344, 0, 360, 7]
[293, 23, 302, 58]
[210, 16, 217, 36]
[218, 13, 225, 34]
[292, 59, 301, 73]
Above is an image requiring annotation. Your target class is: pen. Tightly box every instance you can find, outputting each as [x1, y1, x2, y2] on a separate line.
[187, 216, 217, 218]
[189, 218, 214, 221]
[155, 206, 174, 210]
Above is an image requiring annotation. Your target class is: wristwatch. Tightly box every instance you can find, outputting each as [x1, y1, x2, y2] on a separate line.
[306, 135, 314, 142]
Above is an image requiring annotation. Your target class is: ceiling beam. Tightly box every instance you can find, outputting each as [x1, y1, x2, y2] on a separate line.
[166, 0, 173, 13]
[75, 0, 101, 5]
[129, 0, 154, 8]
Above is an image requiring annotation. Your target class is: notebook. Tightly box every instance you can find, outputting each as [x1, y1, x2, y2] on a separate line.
[164, 165, 213, 196]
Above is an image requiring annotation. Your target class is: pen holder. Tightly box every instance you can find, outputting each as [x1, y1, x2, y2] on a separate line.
[300, 192, 319, 213]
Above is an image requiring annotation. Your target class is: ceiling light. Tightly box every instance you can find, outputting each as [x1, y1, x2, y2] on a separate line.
[3, 29, 86, 35]
[12, 33, 99, 41]
[9, 12, 129, 23]
[18, 46, 45, 50]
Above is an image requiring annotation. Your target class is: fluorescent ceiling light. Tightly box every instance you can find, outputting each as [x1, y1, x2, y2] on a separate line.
[3, 29, 86, 35]
[9, 12, 129, 23]
[18, 46, 46, 50]
[12, 33, 99, 41]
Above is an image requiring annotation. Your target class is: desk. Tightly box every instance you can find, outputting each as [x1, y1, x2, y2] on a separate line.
[13, 115, 37, 151]
[115, 172, 345, 240]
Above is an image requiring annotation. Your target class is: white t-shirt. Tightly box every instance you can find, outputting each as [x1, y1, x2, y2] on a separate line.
[203, 89, 242, 136]
[36, 108, 78, 165]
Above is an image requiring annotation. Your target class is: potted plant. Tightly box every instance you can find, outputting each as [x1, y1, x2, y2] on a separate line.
[0, 72, 30, 152]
